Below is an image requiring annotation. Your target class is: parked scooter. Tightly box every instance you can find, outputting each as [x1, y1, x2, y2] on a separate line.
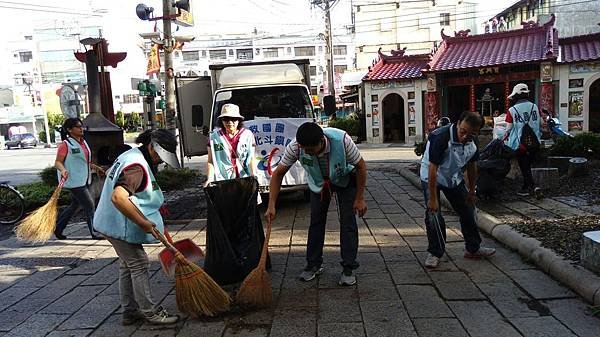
[542, 109, 573, 141]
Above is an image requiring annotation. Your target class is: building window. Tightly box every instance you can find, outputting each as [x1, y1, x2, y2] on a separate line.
[201, 50, 207, 57]
[228, 49, 234, 56]
[204, 71, 209, 76]
[237, 48, 253, 60]
[123, 94, 140, 104]
[19, 51, 33, 63]
[182, 51, 199, 61]
[263, 48, 279, 58]
[440, 13, 450, 26]
[209, 49, 227, 59]
[318, 46, 323, 53]
[333, 45, 347, 56]
[309, 66, 317, 76]
[294, 46, 315, 56]
[334, 65, 347, 74]
[286, 47, 292, 54]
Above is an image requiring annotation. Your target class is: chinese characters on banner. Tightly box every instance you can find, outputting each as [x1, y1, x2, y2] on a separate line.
[146, 44, 161, 75]
[245, 118, 312, 187]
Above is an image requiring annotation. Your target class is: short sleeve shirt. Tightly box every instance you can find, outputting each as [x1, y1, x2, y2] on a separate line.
[279, 133, 362, 167]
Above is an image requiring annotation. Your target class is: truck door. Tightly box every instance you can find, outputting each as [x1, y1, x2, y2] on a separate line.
[175, 76, 212, 157]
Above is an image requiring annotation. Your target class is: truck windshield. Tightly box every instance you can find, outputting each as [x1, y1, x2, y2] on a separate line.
[213, 85, 313, 125]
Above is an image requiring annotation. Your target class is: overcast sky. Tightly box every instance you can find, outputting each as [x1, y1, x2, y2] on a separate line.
[0, 0, 515, 87]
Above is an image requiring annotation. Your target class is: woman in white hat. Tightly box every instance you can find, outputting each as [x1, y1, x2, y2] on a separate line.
[204, 103, 257, 187]
[504, 83, 542, 196]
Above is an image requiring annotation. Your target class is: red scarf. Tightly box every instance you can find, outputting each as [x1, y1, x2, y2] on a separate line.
[222, 129, 243, 178]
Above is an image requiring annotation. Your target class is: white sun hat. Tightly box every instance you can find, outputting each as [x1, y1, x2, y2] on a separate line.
[508, 83, 530, 99]
[218, 103, 244, 120]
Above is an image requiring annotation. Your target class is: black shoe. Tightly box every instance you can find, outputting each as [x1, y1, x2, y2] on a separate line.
[54, 231, 67, 240]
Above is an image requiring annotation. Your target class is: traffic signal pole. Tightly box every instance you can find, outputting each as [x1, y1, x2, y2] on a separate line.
[162, 0, 177, 134]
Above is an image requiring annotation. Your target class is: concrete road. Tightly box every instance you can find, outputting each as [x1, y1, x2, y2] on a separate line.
[0, 146, 56, 185]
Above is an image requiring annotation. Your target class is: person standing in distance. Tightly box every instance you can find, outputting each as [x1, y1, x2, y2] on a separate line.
[421, 111, 496, 269]
[265, 122, 367, 286]
[504, 83, 542, 196]
[54, 117, 105, 240]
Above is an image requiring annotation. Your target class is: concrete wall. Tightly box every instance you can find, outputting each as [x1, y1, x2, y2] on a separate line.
[556, 61, 600, 133]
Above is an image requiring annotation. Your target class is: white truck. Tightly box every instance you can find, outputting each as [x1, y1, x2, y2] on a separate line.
[175, 59, 315, 191]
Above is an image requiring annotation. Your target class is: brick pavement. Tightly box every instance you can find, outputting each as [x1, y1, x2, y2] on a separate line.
[1, 168, 599, 336]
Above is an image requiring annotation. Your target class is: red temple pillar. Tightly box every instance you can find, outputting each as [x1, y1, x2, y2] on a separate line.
[425, 91, 439, 133]
[470, 85, 476, 112]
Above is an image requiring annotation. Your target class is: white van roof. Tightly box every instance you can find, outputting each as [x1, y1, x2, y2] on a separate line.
[217, 63, 305, 89]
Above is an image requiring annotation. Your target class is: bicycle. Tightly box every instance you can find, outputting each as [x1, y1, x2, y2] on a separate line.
[0, 181, 25, 225]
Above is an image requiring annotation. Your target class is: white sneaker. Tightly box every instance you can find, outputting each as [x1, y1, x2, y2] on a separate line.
[464, 246, 496, 258]
[424, 253, 440, 268]
[338, 269, 357, 286]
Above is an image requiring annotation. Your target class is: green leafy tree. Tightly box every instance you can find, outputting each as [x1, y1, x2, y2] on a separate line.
[116, 110, 125, 128]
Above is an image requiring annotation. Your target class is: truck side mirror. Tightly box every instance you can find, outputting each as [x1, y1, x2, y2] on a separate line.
[323, 95, 336, 115]
[191, 105, 203, 127]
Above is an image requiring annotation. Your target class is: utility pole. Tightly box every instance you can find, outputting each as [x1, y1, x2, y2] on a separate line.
[311, 0, 336, 98]
[162, 0, 176, 134]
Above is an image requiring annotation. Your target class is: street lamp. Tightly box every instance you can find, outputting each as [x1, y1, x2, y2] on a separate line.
[135, 0, 192, 134]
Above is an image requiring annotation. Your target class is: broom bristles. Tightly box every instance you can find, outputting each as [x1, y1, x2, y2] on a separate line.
[235, 218, 272, 307]
[174, 255, 230, 317]
[14, 185, 63, 243]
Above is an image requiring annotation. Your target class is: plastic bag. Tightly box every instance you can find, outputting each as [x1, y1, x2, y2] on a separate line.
[203, 177, 267, 285]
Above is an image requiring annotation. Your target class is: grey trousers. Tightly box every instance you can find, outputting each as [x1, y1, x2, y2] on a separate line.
[107, 237, 156, 314]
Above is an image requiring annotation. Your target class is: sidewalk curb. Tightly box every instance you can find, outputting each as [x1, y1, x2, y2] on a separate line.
[397, 167, 600, 305]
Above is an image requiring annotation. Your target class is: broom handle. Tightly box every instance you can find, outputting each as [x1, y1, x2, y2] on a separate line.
[258, 217, 271, 269]
[151, 227, 180, 255]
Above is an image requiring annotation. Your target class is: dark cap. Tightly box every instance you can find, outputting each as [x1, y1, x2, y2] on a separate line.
[150, 129, 180, 168]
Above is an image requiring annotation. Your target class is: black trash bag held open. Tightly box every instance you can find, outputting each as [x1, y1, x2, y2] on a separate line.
[203, 177, 266, 285]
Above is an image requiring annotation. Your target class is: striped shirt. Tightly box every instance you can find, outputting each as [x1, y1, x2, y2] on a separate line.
[279, 133, 362, 169]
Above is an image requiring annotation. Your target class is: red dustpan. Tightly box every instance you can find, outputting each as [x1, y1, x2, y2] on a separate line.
[158, 227, 204, 276]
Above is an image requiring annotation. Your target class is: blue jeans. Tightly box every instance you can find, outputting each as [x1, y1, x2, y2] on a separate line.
[307, 181, 359, 270]
[55, 186, 97, 236]
[421, 181, 481, 258]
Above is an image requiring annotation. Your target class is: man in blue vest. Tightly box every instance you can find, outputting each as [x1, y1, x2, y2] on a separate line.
[265, 122, 367, 286]
[420, 111, 495, 269]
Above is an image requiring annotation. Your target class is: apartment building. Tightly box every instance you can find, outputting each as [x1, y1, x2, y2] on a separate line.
[353, 0, 477, 71]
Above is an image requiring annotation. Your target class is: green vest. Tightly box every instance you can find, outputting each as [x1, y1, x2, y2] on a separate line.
[58, 138, 91, 188]
[299, 128, 354, 193]
[93, 148, 165, 244]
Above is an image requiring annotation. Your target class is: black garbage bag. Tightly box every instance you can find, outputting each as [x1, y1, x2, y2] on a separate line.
[477, 139, 515, 198]
[203, 177, 266, 285]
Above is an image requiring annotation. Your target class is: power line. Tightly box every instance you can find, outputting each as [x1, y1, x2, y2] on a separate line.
[0, 4, 103, 16]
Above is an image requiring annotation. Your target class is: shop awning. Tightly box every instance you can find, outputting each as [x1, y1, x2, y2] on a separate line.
[363, 49, 431, 81]
[427, 15, 559, 72]
[559, 32, 600, 63]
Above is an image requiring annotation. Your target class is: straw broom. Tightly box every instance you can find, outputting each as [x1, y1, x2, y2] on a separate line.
[15, 180, 65, 243]
[151, 227, 231, 317]
[235, 216, 272, 307]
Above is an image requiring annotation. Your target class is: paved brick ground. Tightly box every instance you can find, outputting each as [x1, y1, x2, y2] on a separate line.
[1, 167, 599, 337]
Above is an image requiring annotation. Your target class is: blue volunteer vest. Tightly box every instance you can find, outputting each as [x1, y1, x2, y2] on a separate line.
[209, 128, 254, 181]
[58, 138, 91, 188]
[93, 148, 165, 244]
[506, 100, 542, 151]
[420, 124, 478, 188]
[299, 128, 355, 193]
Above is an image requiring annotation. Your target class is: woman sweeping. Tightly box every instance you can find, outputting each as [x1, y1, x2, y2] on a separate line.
[204, 103, 258, 188]
[54, 117, 105, 240]
[93, 129, 180, 325]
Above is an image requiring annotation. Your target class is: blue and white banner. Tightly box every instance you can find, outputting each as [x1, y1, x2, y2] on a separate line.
[245, 118, 312, 188]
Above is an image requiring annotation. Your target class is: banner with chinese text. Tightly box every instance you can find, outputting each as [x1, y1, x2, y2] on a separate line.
[244, 118, 312, 188]
[146, 44, 161, 75]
